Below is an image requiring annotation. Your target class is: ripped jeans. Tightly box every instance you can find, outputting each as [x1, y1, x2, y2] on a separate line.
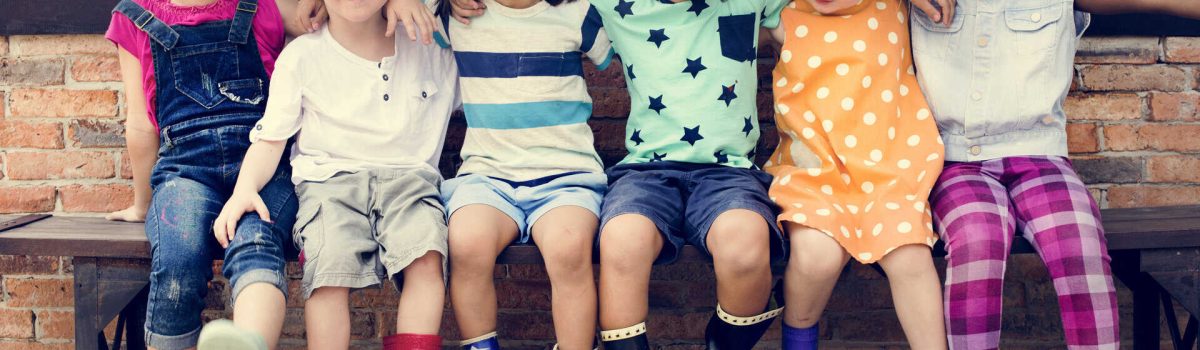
[143, 118, 297, 350]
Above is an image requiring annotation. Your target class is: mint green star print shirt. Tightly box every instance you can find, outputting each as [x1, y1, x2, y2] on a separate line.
[591, 0, 788, 167]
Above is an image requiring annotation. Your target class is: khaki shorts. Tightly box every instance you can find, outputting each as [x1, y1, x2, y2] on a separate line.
[293, 168, 448, 299]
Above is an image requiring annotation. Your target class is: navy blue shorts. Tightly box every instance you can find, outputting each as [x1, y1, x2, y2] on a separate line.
[598, 161, 785, 265]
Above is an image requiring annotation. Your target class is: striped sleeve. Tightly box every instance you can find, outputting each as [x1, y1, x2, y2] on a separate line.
[580, 3, 614, 70]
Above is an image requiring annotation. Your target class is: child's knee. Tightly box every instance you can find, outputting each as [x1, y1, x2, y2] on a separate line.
[449, 238, 498, 273]
[787, 250, 846, 282]
[404, 251, 445, 279]
[879, 245, 937, 279]
[599, 215, 660, 262]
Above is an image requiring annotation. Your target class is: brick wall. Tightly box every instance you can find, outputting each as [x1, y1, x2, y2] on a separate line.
[0, 33, 1198, 349]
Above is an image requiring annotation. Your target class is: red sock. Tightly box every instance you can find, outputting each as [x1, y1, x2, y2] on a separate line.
[382, 333, 441, 350]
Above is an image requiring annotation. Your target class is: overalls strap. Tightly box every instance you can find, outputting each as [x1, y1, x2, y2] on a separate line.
[113, 0, 180, 50]
[228, 0, 259, 44]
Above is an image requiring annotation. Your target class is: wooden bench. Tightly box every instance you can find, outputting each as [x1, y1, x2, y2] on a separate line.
[2, 205, 1200, 350]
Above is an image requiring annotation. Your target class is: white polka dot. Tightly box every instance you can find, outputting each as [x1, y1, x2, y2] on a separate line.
[927, 237, 936, 246]
[836, 63, 850, 76]
[770, 196, 777, 201]
[865, 201, 876, 212]
[881, 90, 894, 102]
[792, 213, 807, 223]
[779, 174, 792, 186]
[897, 10, 906, 24]
[861, 76, 872, 88]
[867, 17, 879, 30]
[853, 40, 867, 52]
[816, 208, 831, 216]
[869, 149, 883, 162]
[918, 170, 928, 182]
[926, 153, 940, 162]
[781, 50, 792, 63]
[916, 108, 930, 120]
[777, 104, 790, 115]
[906, 194, 918, 201]
[900, 84, 910, 96]
[837, 154, 846, 164]
[822, 119, 834, 132]
[878, 53, 889, 66]
[821, 185, 833, 195]
[864, 160, 877, 167]
[803, 111, 816, 123]
[792, 82, 805, 93]
[859, 252, 873, 261]
[764, 159, 773, 167]
[907, 135, 921, 146]
[776, 77, 788, 87]
[840, 173, 851, 185]
[833, 203, 845, 213]
[898, 222, 913, 234]
[795, 25, 809, 38]
[846, 205, 859, 214]
[876, 1, 886, 10]
[886, 202, 901, 210]
[807, 168, 821, 176]
[824, 31, 838, 43]
[898, 159, 911, 169]
[888, 32, 898, 44]
[792, 202, 803, 208]
[914, 201, 926, 213]
[841, 97, 855, 111]
[844, 134, 858, 148]
[861, 181, 874, 194]
[872, 223, 884, 236]
[888, 127, 896, 140]
[816, 87, 830, 99]
[937, 137, 944, 145]
[855, 228, 864, 238]
[801, 127, 816, 139]
[840, 226, 851, 238]
[863, 112, 877, 125]
[808, 56, 822, 69]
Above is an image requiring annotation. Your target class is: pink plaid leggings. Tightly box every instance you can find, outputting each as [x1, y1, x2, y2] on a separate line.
[931, 156, 1119, 350]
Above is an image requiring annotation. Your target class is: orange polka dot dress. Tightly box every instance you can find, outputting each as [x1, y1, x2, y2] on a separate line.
[765, 0, 944, 263]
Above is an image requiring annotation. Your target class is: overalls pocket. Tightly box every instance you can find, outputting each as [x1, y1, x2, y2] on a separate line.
[717, 13, 758, 62]
[171, 42, 241, 108]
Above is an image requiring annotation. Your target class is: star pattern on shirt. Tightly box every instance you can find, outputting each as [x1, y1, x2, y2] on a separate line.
[718, 83, 738, 106]
[614, 0, 634, 18]
[714, 150, 729, 164]
[626, 64, 636, 80]
[648, 95, 666, 114]
[742, 116, 754, 136]
[651, 152, 668, 162]
[688, 0, 709, 16]
[631, 129, 645, 146]
[648, 28, 670, 48]
[682, 57, 707, 78]
[681, 125, 704, 146]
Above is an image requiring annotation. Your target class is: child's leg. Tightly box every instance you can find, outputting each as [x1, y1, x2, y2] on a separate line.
[305, 287, 351, 350]
[143, 177, 221, 350]
[1007, 157, 1118, 349]
[397, 251, 446, 334]
[877, 245, 947, 350]
[530, 206, 598, 350]
[223, 173, 297, 348]
[930, 162, 1018, 350]
[706, 209, 774, 316]
[448, 204, 520, 342]
[782, 224, 851, 328]
[598, 214, 663, 330]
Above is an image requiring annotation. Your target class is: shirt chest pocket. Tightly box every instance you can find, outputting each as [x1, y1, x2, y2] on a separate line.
[400, 79, 442, 133]
[1004, 2, 1065, 56]
[911, 1, 965, 59]
[517, 53, 575, 95]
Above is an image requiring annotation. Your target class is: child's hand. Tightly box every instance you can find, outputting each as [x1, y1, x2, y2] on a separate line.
[105, 205, 147, 223]
[386, 0, 438, 44]
[295, 0, 328, 33]
[449, 0, 486, 25]
[910, 0, 956, 26]
[213, 190, 273, 249]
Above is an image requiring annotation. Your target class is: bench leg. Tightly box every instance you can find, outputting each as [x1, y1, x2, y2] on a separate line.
[74, 258, 101, 350]
[1112, 251, 1161, 350]
[73, 258, 152, 350]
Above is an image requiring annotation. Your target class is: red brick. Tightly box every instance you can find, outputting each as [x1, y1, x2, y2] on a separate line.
[1147, 156, 1200, 183]
[4, 278, 74, 308]
[33, 311, 72, 340]
[10, 35, 113, 57]
[0, 309, 34, 339]
[1149, 92, 1199, 121]
[0, 341, 71, 350]
[1165, 37, 1200, 63]
[0, 58, 65, 86]
[1080, 65, 1194, 92]
[67, 119, 124, 148]
[70, 55, 120, 82]
[1066, 123, 1098, 153]
[0, 121, 64, 149]
[118, 151, 133, 179]
[9, 89, 118, 118]
[5, 151, 115, 180]
[0, 256, 60, 275]
[0, 186, 56, 214]
[1103, 124, 1200, 152]
[59, 184, 133, 213]
[1074, 37, 1161, 64]
[1107, 186, 1200, 208]
[1063, 93, 1143, 121]
[495, 280, 552, 310]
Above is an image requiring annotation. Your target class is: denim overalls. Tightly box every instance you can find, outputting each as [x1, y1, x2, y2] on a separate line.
[113, 1, 297, 348]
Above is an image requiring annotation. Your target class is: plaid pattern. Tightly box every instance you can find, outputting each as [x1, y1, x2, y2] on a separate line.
[931, 156, 1118, 350]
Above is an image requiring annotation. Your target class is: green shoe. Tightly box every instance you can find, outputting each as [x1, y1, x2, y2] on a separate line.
[197, 319, 268, 350]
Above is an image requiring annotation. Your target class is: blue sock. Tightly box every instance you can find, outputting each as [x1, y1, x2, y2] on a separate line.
[461, 332, 500, 350]
[782, 323, 818, 350]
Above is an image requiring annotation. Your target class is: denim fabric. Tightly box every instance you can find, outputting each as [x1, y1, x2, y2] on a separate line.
[114, 1, 297, 349]
[910, 0, 1090, 162]
[441, 171, 606, 243]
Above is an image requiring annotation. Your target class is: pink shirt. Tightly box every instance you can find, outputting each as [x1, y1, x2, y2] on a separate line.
[106, 0, 285, 130]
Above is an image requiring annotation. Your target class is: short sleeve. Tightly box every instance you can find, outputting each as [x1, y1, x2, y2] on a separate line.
[250, 44, 306, 142]
[760, 0, 789, 29]
[580, 4, 614, 70]
[432, 14, 453, 49]
[105, 10, 145, 58]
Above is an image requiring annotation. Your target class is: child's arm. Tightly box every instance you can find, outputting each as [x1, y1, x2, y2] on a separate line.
[106, 48, 157, 223]
[276, 0, 316, 37]
[212, 140, 285, 248]
[910, 0, 957, 26]
[1075, 0, 1200, 19]
[385, 0, 439, 44]
[292, 0, 327, 33]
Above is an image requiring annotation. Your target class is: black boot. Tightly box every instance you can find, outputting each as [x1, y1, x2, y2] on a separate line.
[600, 322, 650, 350]
[704, 304, 784, 350]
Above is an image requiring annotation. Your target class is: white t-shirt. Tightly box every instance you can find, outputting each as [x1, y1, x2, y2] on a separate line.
[250, 25, 460, 184]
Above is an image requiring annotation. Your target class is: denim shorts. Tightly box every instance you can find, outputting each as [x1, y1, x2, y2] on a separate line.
[598, 161, 785, 264]
[440, 171, 606, 243]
